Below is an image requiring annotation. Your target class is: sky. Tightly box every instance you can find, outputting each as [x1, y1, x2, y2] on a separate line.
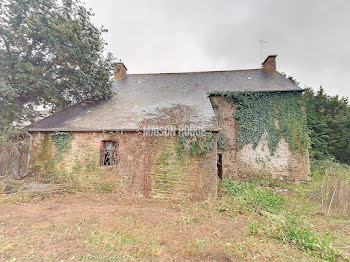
[85, 0, 350, 99]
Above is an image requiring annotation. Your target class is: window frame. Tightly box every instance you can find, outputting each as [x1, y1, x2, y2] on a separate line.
[100, 140, 119, 166]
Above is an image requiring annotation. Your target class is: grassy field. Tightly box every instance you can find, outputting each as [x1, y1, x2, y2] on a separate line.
[0, 161, 350, 261]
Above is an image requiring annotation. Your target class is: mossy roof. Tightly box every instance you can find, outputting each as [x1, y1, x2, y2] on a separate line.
[29, 69, 302, 131]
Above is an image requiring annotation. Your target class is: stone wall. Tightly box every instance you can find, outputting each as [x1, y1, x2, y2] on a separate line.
[29, 131, 217, 199]
[210, 96, 310, 182]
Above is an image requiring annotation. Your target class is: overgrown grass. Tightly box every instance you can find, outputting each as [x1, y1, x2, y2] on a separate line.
[220, 178, 344, 261]
[2, 160, 350, 260]
[0, 179, 77, 204]
[94, 183, 113, 193]
[83, 229, 163, 260]
[308, 160, 350, 215]
[0, 179, 24, 194]
[249, 214, 340, 261]
[273, 214, 339, 261]
[221, 179, 285, 213]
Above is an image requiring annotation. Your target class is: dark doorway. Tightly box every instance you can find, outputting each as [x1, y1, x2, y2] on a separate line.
[217, 153, 223, 179]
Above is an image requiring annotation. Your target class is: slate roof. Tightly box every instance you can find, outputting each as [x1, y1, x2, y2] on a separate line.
[28, 69, 303, 132]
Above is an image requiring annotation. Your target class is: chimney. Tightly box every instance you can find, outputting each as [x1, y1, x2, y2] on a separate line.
[114, 61, 127, 79]
[262, 55, 277, 72]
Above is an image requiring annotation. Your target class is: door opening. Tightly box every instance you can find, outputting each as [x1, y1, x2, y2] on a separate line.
[217, 153, 223, 179]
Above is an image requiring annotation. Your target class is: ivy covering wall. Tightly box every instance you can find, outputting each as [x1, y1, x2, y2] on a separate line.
[177, 133, 215, 157]
[50, 132, 73, 158]
[209, 91, 310, 155]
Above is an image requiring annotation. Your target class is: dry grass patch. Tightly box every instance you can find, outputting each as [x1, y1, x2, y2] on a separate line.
[0, 194, 323, 262]
[1, 160, 350, 261]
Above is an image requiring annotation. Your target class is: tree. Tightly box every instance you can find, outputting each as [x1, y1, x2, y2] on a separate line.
[302, 88, 332, 160]
[283, 73, 350, 164]
[331, 113, 350, 163]
[303, 87, 350, 164]
[0, 0, 115, 144]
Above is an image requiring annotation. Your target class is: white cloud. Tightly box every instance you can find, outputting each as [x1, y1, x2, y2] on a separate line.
[85, 0, 350, 98]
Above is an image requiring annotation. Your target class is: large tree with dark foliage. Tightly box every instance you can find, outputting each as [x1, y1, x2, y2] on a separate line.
[303, 87, 350, 164]
[0, 0, 115, 144]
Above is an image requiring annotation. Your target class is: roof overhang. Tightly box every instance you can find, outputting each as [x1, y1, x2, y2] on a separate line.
[27, 128, 220, 133]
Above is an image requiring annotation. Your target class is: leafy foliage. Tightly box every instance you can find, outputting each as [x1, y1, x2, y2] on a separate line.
[221, 179, 285, 213]
[177, 133, 215, 157]
[221, 179, 340, 261]
[274, 215, 338, 261]
[217, 132, 228, 151]
[303, 87, 350, 164]
[49, 131, 72, 157]
[0, 0, 115, 144]
[209, 91, 310, 155]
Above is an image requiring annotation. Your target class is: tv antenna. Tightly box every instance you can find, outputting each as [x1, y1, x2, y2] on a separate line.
[259, 40, 268, 62]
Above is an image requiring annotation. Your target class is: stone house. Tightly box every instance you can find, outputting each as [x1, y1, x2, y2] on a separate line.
[27, 55, 310, 199]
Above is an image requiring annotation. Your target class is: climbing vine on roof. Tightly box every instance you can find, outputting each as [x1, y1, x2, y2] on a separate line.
[208, 91, 310, 155]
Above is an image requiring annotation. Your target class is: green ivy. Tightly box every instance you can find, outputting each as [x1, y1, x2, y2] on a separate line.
[217, 132, 228, 151]
[177, 133, 215, 157]
[209, 91, 310, 155]
[50, 132, 73, 157]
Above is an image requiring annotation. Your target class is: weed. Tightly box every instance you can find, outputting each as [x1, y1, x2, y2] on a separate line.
[221, 179, 285, 213]
[248, 222, 265, 235]
[0, 185, 74, 204]
[95, 183, 113, 193]
[309, 160, 350, 215]
[183, 239, 208, 256]
[122, 216, 140, 228]
[1, 179, 24, 194]
[221, 177, 345, 261]
[174, 216, 200, 225]
[275, 215, 340, 261]
[84, 229, 162, 260]
[20, 189, 71, 202]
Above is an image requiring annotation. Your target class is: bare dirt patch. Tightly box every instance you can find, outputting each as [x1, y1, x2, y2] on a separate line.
[0, 193, 317, 261]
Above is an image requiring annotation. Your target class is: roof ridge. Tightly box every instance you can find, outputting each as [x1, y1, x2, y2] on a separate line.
[122, 68, 262, 76]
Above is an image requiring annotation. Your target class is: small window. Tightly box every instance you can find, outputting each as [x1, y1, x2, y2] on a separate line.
[101, 140, 118, 166]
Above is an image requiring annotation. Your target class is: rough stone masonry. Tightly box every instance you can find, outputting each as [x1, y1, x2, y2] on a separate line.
[26, 55, 310, 199]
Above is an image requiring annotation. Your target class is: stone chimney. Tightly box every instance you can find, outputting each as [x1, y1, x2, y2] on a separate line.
[114, 61, 127, 79]
[262, 55, 277, 72]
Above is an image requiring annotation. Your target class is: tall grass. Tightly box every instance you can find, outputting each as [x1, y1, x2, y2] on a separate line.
[267, 214, 339, 261]
[310, 160, 350, 215]
[221, 179, 342, 261]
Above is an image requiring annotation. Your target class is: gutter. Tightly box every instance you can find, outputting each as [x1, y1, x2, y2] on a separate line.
[22, 131, 33, 178]
[27, 128, 221, 133]
[207, 89, 304, 97]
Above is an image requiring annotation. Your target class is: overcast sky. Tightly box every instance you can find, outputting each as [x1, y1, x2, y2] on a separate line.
[85, 0, 350, 99]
